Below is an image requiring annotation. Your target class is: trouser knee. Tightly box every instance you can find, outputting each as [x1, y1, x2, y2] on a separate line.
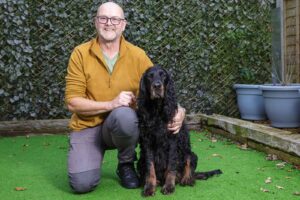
[105, 107, 139, 148]
[110, 107, 139, 138]
[69, 169, 100, 194]
[102, 107, 139, 163]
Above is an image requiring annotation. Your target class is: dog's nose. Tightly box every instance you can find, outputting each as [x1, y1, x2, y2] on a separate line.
[153, 82, 162, 89]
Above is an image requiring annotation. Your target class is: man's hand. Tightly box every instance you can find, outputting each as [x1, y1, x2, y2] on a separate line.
[67, 91, 136, 116]
[168, 106, 186, 134]
[110, 91, 136, 109]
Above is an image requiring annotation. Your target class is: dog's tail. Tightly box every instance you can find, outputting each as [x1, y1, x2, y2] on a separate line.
[194, 169, 222, 180]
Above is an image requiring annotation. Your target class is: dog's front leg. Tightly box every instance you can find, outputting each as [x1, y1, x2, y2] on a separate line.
[180, 154, 196, 186]
[143, 152, 157, 197]
[162, 170, 176, 195]
[162, 136, 177, 195]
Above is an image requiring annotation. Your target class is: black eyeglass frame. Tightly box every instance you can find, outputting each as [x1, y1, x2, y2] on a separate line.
[95, 16, 125, 25]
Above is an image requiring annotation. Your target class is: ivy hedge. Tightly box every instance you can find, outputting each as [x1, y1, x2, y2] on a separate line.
[0, 0, 273, 120]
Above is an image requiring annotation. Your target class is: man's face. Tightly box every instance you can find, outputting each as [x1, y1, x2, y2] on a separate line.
[95, 3, 126, 42]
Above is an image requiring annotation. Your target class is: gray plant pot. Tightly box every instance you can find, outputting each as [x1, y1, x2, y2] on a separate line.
[260, 85, 300, 128]
[233, 84, 267, 120]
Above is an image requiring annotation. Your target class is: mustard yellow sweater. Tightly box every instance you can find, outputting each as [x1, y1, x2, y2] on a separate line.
[65, 36, 153, 130]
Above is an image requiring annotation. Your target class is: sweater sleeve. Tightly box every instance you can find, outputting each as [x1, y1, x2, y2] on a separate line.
[139, 51, 153, 77]
[64, 48, 87, 104]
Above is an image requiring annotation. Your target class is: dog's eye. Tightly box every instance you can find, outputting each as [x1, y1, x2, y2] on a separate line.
[159, 71, 165, 77]
[147, 72, 154, 79]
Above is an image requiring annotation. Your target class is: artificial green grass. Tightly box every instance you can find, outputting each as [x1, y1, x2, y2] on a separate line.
[1, 131, 300, 200]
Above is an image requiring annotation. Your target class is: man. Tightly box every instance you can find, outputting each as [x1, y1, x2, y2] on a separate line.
[65, 2, 185, 194]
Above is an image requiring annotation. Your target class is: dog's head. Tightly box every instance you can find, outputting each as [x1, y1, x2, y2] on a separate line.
[138, 65, 177, 122]
[140, 65, 171, 100]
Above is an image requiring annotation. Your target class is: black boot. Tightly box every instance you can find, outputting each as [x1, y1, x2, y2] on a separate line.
[116, 163, 140, 189]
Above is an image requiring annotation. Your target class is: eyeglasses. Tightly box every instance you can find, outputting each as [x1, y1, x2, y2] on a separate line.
[96, 16, 125, 25]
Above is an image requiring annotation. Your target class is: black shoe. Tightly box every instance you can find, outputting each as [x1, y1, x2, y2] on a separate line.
[116, 163, 140, 189]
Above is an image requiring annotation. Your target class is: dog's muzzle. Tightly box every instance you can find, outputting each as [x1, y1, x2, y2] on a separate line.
[150, 81, 164, 99]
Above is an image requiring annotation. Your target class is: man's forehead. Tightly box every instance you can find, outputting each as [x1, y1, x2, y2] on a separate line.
[97, 2, 124, 17]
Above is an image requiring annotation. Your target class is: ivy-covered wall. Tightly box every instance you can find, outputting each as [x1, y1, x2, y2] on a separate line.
[0, 0, 272, 120]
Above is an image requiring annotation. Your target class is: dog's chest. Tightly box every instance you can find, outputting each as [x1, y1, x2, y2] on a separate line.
[149, 127, 176, 157]
[148, 124, 169, 144]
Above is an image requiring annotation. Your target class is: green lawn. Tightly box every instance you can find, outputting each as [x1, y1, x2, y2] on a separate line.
[1, 131, 300, 200]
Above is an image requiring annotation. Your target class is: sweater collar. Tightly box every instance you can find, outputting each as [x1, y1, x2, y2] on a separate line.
[90, 35, 127, 61]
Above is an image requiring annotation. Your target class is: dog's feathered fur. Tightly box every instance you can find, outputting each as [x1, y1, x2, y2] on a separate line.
[137, 65, 222, 196]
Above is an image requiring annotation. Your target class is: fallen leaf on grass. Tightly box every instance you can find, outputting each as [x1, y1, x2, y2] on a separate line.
[266, 154, 278, 161]
[238, 143, 248, 150]
[198, 139, 203, 142]
[293, 192, 300, 196]
[43, 142, 51, 147]
[285, 176, 292, 179]
[23, 144, 29, 147]
[292, 165, 300, 170]
[276, 162, 286, 169]
[265, 177, 272, 184]
[212, 153, 222, 158]
[276, 185, 284, 190]
[15, 187, 26, 191]
[260, 188, 270, 193]
[257, 167, 266, 172]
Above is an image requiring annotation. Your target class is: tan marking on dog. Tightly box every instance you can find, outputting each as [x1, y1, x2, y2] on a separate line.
[146, 162, 156, 186]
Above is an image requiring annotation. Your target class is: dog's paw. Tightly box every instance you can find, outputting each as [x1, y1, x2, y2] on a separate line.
[143, 184, 156, 197]
[161, 184, 175, 195]
[180, 176, 195, 186]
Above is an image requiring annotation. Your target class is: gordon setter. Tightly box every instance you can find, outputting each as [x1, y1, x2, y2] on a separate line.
[137, 65, 222, 196]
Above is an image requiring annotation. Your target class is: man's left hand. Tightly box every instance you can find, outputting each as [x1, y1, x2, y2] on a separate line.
[168, 106, 186, 134]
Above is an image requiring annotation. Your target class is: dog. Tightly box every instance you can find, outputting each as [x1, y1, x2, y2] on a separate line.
[137, 65, 222, 197]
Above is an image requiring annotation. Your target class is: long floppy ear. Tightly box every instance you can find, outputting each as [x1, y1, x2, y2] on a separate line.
[137, 71, 148, 109]
[162, 68, 178, 121]
[137, 69, 153, 127]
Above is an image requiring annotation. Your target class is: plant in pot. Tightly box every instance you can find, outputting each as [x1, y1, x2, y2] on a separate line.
[259, 3, 300, 128]
[260, 54, 300, 128]
[233, 67, 267, 121]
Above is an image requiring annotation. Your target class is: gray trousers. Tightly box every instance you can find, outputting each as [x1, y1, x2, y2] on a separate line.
[68, 107, 139, 193]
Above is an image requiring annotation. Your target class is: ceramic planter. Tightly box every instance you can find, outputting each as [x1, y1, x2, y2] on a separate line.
[233, 84, 267, 120]
[260, 85, 300, 128]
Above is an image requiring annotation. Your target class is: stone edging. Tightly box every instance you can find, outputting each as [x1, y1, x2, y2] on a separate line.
[197, 113, 300, 165]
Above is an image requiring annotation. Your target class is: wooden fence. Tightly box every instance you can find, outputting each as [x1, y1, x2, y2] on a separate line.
[284, 0, 300, 82]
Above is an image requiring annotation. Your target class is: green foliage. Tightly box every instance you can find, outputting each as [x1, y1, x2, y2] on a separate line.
[0, 0, 272, 120]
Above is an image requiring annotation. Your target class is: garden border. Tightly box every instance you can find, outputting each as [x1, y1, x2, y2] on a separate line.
[198, 113, 300, 165]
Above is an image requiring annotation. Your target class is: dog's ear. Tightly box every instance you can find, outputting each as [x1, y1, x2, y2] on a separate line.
[164, 69, 176, 102]
[137, 70, 149, 109]
[162, 68, 178, 120]
[137, 69, 152, 124]
[139, 72, 147, 97]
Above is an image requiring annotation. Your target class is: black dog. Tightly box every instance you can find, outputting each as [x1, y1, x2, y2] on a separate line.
[137, 65, 222, 197]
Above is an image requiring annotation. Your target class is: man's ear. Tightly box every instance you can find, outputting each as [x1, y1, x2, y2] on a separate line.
[94, 17, 99, 30]
[122, 19, 127, 31]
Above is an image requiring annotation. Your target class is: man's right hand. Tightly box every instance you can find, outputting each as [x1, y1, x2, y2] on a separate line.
[67, 91, 136, 116]
[110, 91, 136, 109]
